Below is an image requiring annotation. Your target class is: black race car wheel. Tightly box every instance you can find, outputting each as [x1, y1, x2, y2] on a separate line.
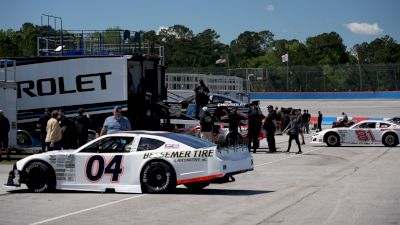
[25, 161, 55, 193]
[382, 133, 398, 147]
[184, 182, 209, 190]
[141, 161, 176, 193]
[325, 132, 340, 147]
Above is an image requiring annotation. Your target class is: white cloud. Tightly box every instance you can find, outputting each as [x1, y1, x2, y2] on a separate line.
[266, 4, 274, 12]
[344, 22, 383, 35]
[156, 26, 168, 35]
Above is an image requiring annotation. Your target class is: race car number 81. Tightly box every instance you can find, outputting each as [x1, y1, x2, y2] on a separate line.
[86, 155, 124, 182]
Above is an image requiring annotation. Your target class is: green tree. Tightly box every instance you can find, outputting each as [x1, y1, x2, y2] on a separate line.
[306, 32, 348, 65]
[353, 35, 400, 64]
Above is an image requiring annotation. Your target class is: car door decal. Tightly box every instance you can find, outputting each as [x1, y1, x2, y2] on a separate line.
[355, 130, 375, 141]
[85, 155, 124, 183]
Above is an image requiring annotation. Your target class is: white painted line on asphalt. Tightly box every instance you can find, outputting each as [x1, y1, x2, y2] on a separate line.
[255, 146, 326, 167]
[30, 194, 146, 225]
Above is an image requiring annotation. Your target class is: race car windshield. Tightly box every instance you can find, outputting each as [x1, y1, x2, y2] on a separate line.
[162, 133, 216, 149]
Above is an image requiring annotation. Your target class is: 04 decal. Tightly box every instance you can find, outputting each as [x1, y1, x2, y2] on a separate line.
[85, 155, 124, 183]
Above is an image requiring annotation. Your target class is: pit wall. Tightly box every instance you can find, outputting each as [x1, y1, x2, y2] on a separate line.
[250, 91, 400, 99]
[310, 116, 390, 125]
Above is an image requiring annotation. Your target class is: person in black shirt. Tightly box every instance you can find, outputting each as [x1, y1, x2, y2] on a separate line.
[199, 107, 214, 142]
[247, 104, 264, 153]
[37, 109, 51, 152]
[286, 112, 303, 154]
[221, 107, 247, 145]
[58, 109, 77, 149]
[263, 105, 277, 152]
[74, 108, 92, 147]
[194, 80, 210, 119]
[0, 110, 10, 160]
[302, 109, 311, 134]
[318, 111, 323, 131]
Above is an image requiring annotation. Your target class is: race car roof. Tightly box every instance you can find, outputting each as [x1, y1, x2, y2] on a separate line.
[121, 130, 216, 148]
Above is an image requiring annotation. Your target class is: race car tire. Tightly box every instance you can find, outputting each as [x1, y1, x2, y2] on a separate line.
[382, 133, 399, 147]
[184, 182, 210, 190]
[25, 161, 56, 193]
[141, 161, 176, 194]
[325, 132, 340, 147]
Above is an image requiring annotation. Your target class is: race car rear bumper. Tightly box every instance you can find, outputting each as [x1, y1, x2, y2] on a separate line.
[211, 169, 254, 184]
[4, 164, 22, 187]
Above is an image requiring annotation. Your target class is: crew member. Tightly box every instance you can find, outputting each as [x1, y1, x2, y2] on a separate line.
[286, 112, 302, 154]
[199, 107, 214, 142]
[46, 110, 62, 151]
[194, 79, 210, 119]
[247, 103, 264, 153]
[37, 109, 50, 153]
[0, 110, 10, 160]
[317, 111, 323, 131]
[342, 112, 349, 122]
[263, 105, 277, 152]
[100, 106, 132, 135]
[74, 108, 92, 147]
[58, 109, 77, 149]
[221, 107, 247, 145]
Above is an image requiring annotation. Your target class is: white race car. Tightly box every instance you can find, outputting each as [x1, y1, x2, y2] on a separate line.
[5, 131, 253, 193]
[311, 120, 400, 147]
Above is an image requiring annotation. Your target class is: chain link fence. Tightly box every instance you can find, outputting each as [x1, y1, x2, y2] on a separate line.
[169, 64, 400, 92]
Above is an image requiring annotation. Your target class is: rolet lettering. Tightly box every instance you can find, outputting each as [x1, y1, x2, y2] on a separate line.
[17, 72, 111, 98]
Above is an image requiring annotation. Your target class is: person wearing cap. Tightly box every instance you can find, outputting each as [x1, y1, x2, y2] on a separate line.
[263, 105, 277, 152]
[199, 106, 214, 142]
[45, 110, 62, 151]
[0, 110, 10, 159]
[37, 109, 51, 152]
[100, 106, 132, 136]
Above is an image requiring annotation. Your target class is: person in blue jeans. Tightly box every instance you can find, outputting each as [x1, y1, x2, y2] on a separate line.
[100, 106, 132, 136]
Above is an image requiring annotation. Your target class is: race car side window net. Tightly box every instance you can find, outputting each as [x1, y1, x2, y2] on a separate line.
[80, 137, 134, 153]
[137, 138, 165, 151]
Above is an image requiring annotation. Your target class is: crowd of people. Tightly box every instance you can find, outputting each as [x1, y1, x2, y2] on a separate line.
[194, 80, 327, 153]
[35, 106, 132, 152]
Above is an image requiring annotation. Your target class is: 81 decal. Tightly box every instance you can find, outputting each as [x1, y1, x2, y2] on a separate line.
[355, 130, 375, 141]
[85, 155, 124, 183]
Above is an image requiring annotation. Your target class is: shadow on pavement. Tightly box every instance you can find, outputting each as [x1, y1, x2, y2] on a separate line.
[172, 188, 274, 196]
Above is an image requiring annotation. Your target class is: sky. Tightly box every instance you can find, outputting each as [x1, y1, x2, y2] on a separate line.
[1, 0, 399, 49]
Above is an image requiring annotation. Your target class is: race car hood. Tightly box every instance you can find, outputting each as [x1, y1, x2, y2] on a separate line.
[15, 150, 76, 170]
[314, 127, 350, 136]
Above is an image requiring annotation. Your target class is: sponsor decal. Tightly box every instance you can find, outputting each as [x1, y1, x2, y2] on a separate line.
[143, 149, 214, 162]
[85, 155, 124, 183]
[355, 130, 375, 141]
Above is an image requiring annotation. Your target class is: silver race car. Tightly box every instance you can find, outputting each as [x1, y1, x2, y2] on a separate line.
[311, 120, 400, 147]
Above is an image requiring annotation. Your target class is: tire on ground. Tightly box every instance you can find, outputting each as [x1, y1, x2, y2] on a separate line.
[382, 133, 399, 147]
[141, 161, 176, 193]
[324, 132, 340, 147]
[25, 161, 56, 193]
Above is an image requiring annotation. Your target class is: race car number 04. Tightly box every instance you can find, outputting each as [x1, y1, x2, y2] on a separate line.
[355, 130, 375, 141]
[86, 155, 123, 182]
